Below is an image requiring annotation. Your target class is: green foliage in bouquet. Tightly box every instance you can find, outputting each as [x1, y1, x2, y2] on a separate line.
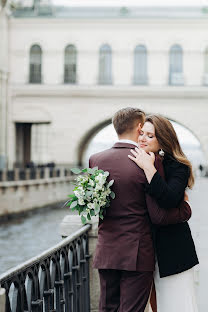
[67, 167, 115, 224]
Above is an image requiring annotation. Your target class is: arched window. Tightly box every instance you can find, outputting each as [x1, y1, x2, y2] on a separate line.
[29, 44, 42, 84]
[134, 45, 148, 85]
[64, 45, 77, 84]
[98, 44, 112, 85]
[169, 44, 184, 85]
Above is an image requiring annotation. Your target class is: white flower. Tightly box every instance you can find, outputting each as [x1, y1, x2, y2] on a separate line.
[74, 186, 85, 199]
[95, 183, 103, 191]
[78, 198, 85, 205]
[95, 173, 106, 186]
[89, 179, 95, 187]
[87, 202, 95, 210]
[77, 175, 88, 184]
[99, 200, 106, 207]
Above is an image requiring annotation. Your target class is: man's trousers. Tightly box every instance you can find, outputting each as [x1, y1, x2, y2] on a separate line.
[98, 269, 153, 312]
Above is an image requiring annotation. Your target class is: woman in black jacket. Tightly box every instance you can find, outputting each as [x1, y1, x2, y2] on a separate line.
[129, 115, 199, 312]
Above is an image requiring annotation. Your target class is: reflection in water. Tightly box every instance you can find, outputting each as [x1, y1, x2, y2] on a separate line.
[84, 122, 206, 170]
[0, 205, 77, 274]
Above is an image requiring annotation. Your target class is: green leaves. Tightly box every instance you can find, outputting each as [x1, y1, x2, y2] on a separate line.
[71, 168, 81, 174]
[99, 214, 104, 220]
[94, 205, 100, 214]
[70, 201, 78, 209]
[81, 215, 87, 224]
[90, 209, 95, 216]
[110, 191, 115, 199]
[108, 180, 114, 188]
[90, 167, 98, 174]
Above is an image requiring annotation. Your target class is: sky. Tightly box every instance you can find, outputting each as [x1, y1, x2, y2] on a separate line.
[52, 0, 208, 7]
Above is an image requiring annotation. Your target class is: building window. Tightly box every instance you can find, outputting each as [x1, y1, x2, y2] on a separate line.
[29, 45, 42, 84]
[98, 44, 112, 85]
[64, 45, 77, 84]
[169, 44, 184, 86]
[134, 45, 148, 85]
[203, 47, 208, 86]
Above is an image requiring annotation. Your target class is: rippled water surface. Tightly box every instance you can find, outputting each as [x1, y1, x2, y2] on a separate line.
[0, 204, 78, 274]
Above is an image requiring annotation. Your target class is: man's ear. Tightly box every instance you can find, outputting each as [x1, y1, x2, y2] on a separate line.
[136, 122, 142, 132]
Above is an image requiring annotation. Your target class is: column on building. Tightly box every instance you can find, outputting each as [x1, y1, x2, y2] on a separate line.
[0, 4, 9, 169]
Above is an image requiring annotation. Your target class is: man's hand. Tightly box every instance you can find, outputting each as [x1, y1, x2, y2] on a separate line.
[128, 147, 155, 170]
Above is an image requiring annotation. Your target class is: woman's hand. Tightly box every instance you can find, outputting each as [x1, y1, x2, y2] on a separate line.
[128, 147, 155, 170]
[128, 148, 157, 183]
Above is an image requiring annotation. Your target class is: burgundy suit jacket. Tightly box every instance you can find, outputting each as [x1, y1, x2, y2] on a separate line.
[89, 142, 191, 272]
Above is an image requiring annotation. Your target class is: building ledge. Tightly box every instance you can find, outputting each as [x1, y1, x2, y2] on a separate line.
[11, 84, 208, 99]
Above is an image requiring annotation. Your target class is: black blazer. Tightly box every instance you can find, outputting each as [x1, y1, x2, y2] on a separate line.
[146, 154, 199, 278]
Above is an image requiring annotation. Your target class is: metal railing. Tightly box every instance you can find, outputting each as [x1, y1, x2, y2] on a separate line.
[0, 225, 91, 312]
[0, 168, 71, 182]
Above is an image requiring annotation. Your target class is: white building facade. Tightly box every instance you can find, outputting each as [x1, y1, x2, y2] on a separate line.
[0, 0, 9, 169]
[1, 2, 208, 168]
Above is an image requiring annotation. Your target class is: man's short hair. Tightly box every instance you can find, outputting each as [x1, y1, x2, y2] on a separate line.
[112, 107, 145, 135]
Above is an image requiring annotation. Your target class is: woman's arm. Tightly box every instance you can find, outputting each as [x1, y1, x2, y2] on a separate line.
[128, 148, 189, 209]
[147, 162, 189, 209]
[145, 157, 192, 224]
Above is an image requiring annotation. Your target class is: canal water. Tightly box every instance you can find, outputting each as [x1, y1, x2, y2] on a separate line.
[0, 177, 207, 311]
[0, 204, 79, 275]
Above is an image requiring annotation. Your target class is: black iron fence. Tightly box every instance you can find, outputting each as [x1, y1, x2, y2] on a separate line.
[0, 168, 71, 182]
[0, 225, 91, 312]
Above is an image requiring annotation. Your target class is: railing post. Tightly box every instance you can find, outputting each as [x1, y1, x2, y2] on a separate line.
[25, 169, 30, 180]
[1, 170, 7, 182]
[60, 168, 65, 178]
[0, 288, 6, 312]
[59, 215, 99, 312]
[44, 168, 50, 179]
[14, 168, 20, 181]
[36, 168, 41, 179]
[88, 218, 99, 312]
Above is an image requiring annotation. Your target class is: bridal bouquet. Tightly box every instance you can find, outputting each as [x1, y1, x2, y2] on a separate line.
[67, 167, 115, 224]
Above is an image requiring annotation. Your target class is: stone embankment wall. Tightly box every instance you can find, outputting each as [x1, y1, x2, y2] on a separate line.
[0, 172, 73, 218]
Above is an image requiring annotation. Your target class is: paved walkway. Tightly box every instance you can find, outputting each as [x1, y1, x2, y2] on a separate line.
[185, 177, 207, 312]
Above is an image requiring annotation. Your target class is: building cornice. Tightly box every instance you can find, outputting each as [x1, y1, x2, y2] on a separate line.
[9, 17, 208, 26]
[11, 6, 208, 20]
[11, 85, 208, 99]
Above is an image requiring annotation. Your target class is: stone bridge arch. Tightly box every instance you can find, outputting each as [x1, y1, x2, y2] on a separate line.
[77, 112, 205, 167]
[77, 118, 112, 166]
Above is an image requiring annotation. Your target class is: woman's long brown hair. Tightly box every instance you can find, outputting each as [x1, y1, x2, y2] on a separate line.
[145, 115, 194, 189]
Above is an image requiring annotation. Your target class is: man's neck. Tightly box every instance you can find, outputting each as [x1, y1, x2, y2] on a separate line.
[118, 135, 138, 144]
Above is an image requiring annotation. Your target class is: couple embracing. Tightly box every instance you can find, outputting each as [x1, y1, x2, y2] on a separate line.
[89, 107, 199, 312]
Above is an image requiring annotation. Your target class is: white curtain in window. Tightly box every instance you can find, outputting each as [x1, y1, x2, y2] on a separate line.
[29, 44, 42, 83]
[134, 45, 148, 85]
[64, 44, 77, 84]
[99, 44, 112, 85]
[169, 44, 183, 85]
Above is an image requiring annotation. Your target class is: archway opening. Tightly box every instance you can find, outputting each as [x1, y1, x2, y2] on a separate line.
[82, 119, 206, 174]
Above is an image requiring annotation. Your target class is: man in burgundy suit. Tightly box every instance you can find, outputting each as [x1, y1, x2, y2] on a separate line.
[89, 108, 191, 312]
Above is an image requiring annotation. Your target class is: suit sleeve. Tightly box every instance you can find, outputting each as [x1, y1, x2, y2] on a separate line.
[89, 156, 95, 169]
[145, 156, 192, 225]
[145, 193, 192, 225]
[146, 157, 189, 209]
[89, 157, 92, 168]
